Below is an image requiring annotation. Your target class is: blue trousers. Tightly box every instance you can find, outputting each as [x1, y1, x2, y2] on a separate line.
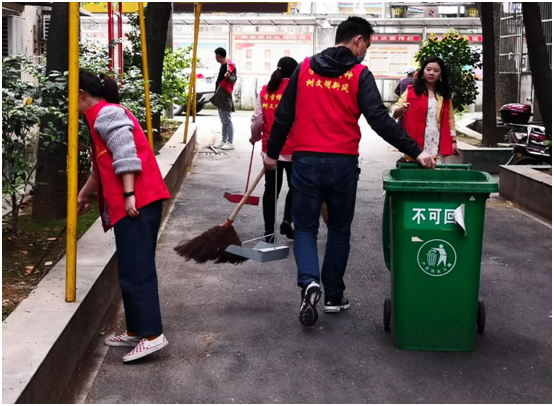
[218, 108, 234, 144]
[113, 200, 164, 336]
[291, 156, 358, 299]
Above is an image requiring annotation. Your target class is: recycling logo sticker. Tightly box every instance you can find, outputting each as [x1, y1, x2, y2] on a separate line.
[417, 239, 457, 277]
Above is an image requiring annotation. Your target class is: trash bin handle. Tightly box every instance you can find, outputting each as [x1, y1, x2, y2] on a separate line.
[396, 163, 472, 170]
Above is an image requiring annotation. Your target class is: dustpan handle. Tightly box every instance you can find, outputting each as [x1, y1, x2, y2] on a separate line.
[229, 167, 266, 222]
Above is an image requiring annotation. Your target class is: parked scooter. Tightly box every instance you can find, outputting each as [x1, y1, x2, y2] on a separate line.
[499, 103, 551, 166]
[505, 123, 551, 165]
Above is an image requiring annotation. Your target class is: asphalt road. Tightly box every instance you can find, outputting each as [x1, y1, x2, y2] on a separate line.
[81, 110, 552, 404]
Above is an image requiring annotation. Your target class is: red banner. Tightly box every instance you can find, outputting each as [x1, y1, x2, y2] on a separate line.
[371, 35, 421, 42]
[433, 35, 483, 43]
[235, 34, 313, 41]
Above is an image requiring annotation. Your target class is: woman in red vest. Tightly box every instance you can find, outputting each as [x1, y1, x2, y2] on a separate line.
[250, 57, 299, 242]
[393, 56, 460, 163]
[76, 71, 171, 363]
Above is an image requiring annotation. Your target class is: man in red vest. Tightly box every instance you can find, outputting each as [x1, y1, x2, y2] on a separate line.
[211, 47, 237, 150]
[264, 17, 436, 327]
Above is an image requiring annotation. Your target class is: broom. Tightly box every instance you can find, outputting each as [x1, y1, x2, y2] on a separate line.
[174, 167, 266, 264]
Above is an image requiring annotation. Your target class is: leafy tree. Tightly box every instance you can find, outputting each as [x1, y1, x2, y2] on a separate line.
[162, 47, 192, 108]
[416, 29, 482, 113]
[2, 56, 66, 236]
[32, 2, 70, 220]
[123, 13, 143, 73]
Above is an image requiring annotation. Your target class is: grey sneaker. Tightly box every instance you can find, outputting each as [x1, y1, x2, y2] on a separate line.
[221, 142, 235, 150]
[213, 142, 225, 149]
[299, 281, 322, 326]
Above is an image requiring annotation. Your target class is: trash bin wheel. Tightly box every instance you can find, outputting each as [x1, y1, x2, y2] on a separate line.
[477, 300, 486, 334]
[384, 298, 391, 332]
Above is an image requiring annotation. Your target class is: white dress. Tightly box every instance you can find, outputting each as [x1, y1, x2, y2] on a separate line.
[423, 96, 446, 163]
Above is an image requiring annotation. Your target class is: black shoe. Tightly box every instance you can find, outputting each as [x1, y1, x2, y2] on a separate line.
[280, 221, 294, 239]
[265, 235, 275, 243]
[323, 296, 350, 313]
[299, 281, 322, 326]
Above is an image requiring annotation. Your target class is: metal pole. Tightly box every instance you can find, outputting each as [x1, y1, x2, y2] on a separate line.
[66, 2, 80, 303]
[108, 2, 114, 72]
[138, 2, 154, 150]
[184, 2, 201, 143]
[192, 3, 202, 123]
[118, 2, 124, 77]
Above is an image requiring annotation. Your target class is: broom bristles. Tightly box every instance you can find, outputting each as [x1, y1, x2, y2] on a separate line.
[174, 224, 248, 264]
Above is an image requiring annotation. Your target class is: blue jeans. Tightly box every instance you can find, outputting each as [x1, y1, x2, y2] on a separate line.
[291, 156, 358, 298]
[113, 200, 164, 336]
[218, 108, 234, 144]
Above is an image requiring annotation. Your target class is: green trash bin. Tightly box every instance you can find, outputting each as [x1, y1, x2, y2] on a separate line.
[382, 163, 498, 351]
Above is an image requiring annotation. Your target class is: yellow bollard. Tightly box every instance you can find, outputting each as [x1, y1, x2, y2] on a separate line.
[184, 2, 202, 143]
[192, 3, 202, 123]
[138, 2, 154, 150]
[66, 2, 80, 302]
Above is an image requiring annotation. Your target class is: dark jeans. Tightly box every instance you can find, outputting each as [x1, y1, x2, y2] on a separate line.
[263, 161, 293, 236]
[291, 156, 358, 299]
[113, 200, 164, 336]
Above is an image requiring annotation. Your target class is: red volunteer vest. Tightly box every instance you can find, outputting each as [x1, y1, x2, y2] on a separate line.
[260, 78, 294, 156]
[293, 57, 366, 155]
[219, 59, 237, 95]
[401, 85, 453, 155]
[85, 100, 171, 231]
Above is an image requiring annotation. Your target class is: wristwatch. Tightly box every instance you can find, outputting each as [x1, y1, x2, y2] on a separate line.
[123, 191, 135, 198]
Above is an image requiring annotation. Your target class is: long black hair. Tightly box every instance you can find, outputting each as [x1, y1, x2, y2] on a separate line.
[79, 70, 120, 103]
[266, 57, 299, 93]
[413, 56, 452, 100]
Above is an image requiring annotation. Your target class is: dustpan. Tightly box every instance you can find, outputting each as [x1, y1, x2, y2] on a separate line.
[224, 144, 260, 206]
[226, 236, 290, 263]
[225, 167, 290, 262]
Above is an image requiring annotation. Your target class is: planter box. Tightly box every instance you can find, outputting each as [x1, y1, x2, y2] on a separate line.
[499, 165, 552, 221]
[447, 141, 513, 174]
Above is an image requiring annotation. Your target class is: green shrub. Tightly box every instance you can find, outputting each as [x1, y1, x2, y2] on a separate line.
[416, 29, 482, 113]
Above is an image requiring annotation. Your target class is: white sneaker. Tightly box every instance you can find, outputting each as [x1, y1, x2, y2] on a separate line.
[221, 142, 235, 150]
[122, 334, 168, 363]
[104, 332, 142, 347]
[213, 142, 225, 149]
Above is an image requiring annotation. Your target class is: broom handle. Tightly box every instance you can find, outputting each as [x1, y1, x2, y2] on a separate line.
[244, 144, 255, 193]
[229, 167, 266, 222]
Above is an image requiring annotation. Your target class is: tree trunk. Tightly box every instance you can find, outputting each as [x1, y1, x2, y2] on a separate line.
[32, 3, 69, 220]
[493, 3, 518, 113]
[166, 7, 174, 119]
[522, 2, 552, 137]
[479, 2, 501, 146]
[145, 3, 172, 142]
[11, 194, 18, 237]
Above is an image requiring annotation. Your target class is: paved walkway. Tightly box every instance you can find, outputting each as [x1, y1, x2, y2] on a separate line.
[82, 110, 551, 404]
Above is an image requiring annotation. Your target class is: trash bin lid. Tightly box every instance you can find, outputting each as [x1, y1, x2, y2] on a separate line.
[383, 166, 498, 193]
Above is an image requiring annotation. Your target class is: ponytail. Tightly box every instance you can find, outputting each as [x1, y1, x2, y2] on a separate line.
[79, 70, 120, 103]
[265, 56, 299, 93]
[98, 73, 120, 103]
[266, 69, 284, 93]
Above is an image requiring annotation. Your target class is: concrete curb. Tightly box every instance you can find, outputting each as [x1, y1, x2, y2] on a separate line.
[2, 122, 197, 404]
[499, 165, 552, 222]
